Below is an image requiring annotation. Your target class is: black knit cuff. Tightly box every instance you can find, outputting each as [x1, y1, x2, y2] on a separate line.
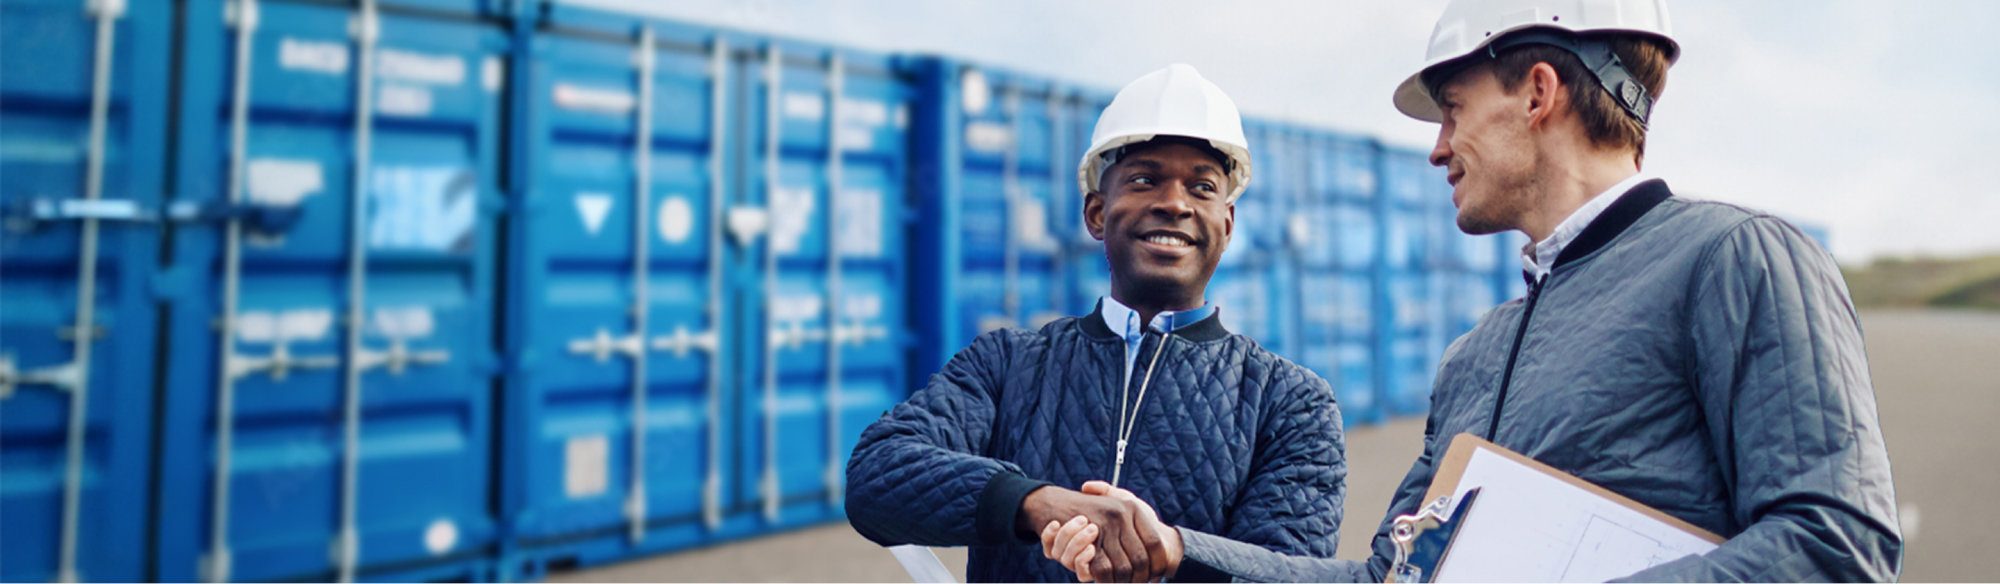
[975, 471, 1052, 546]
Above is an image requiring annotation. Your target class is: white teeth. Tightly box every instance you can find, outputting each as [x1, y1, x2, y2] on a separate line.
[1145, 234, 1190, 247]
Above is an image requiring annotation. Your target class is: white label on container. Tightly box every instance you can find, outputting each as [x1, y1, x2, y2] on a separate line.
[574, 192, 613, 236]
[837, 127, 875, 151]
[236, 308, 332, 343]
[965, 122, 1013, 153]
[960, 68, 991, 115]
[835, 188, 882, 257]
[280, 309, 335, 340]
[564, 434, 609, 499]
[769, 187, 815, 255]
[782, 91, 825, 121]
[658, 195, 694, 244]
[553, 83, 635, 114]
[423, 519, 459, 556]
[772, 295, 825, 322]
[1011, 197, 1051, 251]
[377, 84, 433, 117]
[842, 98, 888, 127]
[236, 311, 279, 343]
[378, 49, 465, 86]
[371, 306, 436, 339]
[482, 56, 503, 92]
[279, 37, 349, 76]
[843, 293, 882, 320]
[246, 158, 325, 206]
[368, 165, 478, 253]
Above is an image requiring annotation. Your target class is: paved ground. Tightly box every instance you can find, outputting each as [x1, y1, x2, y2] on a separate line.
[552, 309, 2000, 582]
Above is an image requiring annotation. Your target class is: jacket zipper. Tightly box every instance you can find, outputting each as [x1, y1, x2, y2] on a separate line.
[1486, 274, 1547, 440]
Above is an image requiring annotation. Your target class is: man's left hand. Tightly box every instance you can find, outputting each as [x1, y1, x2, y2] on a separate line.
[1040, 481, 1182, 583]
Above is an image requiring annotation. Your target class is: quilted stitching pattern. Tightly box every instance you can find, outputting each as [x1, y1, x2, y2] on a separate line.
[848, 317, 1345, 582]
[1171, 195, 1900, 583]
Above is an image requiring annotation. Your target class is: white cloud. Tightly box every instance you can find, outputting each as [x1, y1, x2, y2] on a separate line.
[566, 0, 2000, 263]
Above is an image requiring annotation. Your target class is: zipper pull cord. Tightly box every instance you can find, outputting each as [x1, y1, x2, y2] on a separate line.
[1112, 330, 1172, 488]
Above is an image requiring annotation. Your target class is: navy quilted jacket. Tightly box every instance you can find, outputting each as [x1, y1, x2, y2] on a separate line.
[846, 304, 1346, 582]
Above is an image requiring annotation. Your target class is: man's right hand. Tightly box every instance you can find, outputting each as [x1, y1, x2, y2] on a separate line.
[1018, 485, 1168, 583]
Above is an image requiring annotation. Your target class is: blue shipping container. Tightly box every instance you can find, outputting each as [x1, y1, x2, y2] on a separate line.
[493, 4, 914, 577]
[153, 0, 509, 581]
[0, 0, 171, 581]
[1289, 131, 1384, 425]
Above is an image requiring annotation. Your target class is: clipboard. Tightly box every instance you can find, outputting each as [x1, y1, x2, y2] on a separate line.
[1389, 433, 1724, 582]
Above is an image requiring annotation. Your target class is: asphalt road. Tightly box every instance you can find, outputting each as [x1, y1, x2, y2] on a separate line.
[552, 309, 2000, 582]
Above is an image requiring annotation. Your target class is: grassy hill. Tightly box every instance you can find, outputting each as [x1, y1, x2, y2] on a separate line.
[1841, 253, 2000, 311]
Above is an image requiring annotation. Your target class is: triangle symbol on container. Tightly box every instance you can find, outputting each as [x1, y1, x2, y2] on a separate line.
[575, 193, 614, 236]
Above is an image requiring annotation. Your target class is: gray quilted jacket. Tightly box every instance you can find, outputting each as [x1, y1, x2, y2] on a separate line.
[1175, 180, 1902, 582]
[846, 305, 1346, 582]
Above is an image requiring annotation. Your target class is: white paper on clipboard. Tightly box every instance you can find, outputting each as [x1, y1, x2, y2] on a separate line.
[1424, 433, 1725, 582]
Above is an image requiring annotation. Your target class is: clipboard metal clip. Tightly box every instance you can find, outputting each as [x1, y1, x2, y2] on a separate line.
[1388, 487, 1481, 583]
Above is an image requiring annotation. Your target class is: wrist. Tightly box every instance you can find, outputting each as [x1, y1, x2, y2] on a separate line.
[980, 472, 1053, 545]
[1014, 485, 1055, 533]
[1164, 525, 1184, 577]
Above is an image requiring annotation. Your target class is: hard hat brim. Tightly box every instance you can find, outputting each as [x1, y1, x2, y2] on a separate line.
[1393, 72, 1444, 123]
[1078, 132, 1253, 203]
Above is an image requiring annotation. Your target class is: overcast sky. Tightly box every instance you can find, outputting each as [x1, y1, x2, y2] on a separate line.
[570, 0, 2000, 264]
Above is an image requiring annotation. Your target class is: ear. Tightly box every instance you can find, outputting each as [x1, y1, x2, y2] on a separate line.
[1525, 61, 1563, 129]
[1084, 191, 1107, 241]
[1214, 202, 1235, 253]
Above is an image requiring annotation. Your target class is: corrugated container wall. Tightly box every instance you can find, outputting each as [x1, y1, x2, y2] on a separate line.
[907, 60, 1114, 375]
[492, 4, 914, 577]
[1291, 131, 1386, 425]
[153, 0, 511, 581]
[0, 0, 170, 581]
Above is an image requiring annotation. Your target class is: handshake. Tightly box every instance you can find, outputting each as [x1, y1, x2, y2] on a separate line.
[1021, 480, 1183, 583]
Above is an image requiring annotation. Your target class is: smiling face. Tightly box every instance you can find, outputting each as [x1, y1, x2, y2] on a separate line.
[1085, 139, 1236, 311]
[1430, 64, 1543, 235]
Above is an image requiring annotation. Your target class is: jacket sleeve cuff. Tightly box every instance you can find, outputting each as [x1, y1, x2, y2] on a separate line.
[975, 470, 1052, 546]
[1172, 526, 1233, 582]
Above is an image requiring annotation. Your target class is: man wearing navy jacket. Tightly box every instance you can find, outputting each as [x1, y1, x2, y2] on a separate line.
[845, 64, 1346, 583]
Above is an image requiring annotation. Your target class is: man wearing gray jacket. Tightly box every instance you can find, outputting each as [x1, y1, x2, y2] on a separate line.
[1042, 0, 1902, 580]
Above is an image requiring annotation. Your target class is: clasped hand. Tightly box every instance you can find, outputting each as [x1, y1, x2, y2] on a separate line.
[1027, 480, 1182, 583]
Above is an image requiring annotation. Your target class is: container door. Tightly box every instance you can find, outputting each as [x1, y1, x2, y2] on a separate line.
[953, 70, 1065, 341]
[0, 0, 169, 580]
[154, 1, 507, 580]
[1294, 133, 1383, 425]
[497, 15, 736, 574]
[1378, 148, 1446, 417]
[736, 41, 913, 532]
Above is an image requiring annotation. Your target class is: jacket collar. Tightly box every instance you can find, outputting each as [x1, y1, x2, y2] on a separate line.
[1522, 178, 1674, 286]
[1081, 298, 1230, 342]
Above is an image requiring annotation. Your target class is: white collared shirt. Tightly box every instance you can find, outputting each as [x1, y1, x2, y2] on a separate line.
[1521, 173, 1653, 281]
[1099, 296, 1211, 390]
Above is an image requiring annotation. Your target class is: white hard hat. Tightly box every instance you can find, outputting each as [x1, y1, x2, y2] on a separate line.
[1393, 0, 1681, 125]
[1079, 64, 1253, 203]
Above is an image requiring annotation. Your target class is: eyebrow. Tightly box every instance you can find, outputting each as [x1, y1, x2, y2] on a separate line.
[1119, 158, 1225, 179]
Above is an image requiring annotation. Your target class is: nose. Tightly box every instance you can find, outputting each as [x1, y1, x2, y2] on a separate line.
[1428, 125, 1453, 168]
[1149, 183, 1196, 220]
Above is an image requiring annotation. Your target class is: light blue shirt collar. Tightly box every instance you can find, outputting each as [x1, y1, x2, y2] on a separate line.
[1099, 295, 1215, 389]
